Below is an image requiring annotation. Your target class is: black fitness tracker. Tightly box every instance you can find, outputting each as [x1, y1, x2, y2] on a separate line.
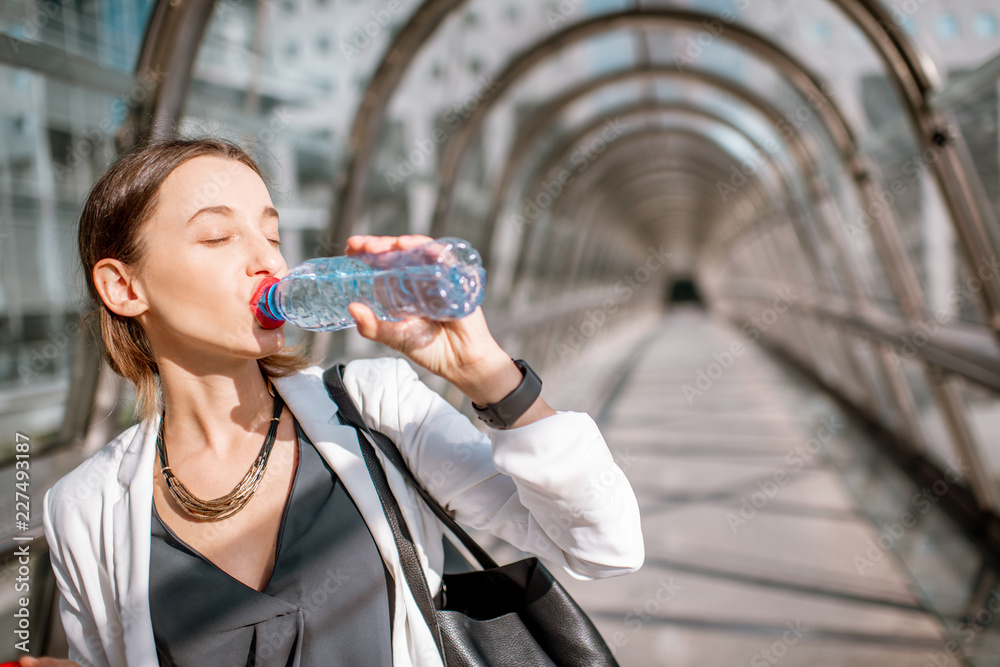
[471, 359, 542, 429]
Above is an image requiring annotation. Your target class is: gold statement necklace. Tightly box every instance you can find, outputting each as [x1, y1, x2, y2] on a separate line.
[156, 377, 284, 522]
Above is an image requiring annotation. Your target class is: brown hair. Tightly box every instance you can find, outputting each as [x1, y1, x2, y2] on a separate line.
[78, 138, 312, 427]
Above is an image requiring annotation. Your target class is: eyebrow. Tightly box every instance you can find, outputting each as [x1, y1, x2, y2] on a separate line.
[186, 205, 280, 226]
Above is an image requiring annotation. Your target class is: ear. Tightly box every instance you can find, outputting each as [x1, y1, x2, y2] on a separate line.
[93, 258, 148, 318]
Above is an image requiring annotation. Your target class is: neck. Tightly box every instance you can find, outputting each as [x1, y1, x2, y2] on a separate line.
[157, 358, 275, 457]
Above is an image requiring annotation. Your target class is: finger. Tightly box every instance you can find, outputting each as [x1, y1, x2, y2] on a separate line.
[348, 235, 432, 256]
[347, 302, 378, 340]
[345, 235, 375, 254]
[395, 234, 433, 250]
[365, 236, 403, 254]
[346, 235, 394, 255]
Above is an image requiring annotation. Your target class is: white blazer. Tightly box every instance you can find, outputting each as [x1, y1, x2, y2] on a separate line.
[42, 357, 644, 667]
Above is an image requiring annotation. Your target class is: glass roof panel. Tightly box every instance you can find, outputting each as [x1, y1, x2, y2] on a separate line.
[872, 0, 1000, 91]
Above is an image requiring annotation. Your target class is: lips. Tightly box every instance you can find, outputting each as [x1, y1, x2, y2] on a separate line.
[251, 276, 283, 329]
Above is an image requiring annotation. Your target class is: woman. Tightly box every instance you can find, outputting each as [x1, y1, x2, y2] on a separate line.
[27, 138, 644, 667]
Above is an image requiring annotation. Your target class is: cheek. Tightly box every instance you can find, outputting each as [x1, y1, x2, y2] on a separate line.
[146, 258, 246, 327]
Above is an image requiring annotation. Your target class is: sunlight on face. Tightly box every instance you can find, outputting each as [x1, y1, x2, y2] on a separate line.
[133, 156, 288, 369]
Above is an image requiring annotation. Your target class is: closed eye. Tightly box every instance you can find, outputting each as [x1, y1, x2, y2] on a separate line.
[203, 238, 281, 246]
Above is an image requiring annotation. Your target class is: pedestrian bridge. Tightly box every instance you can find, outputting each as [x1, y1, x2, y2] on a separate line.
[2, 0, 1000, 664]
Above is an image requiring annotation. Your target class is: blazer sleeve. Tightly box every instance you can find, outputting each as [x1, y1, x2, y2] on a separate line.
[343, 356, 644, 581]
[43, 484, 109, 667]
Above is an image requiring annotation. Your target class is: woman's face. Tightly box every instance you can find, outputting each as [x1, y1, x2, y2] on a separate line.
[119, 155, 288, 369]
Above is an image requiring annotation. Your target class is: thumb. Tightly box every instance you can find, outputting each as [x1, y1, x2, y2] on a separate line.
[347, 303, 378, 340]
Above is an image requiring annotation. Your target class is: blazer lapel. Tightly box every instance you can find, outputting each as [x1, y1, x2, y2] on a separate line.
[272, 368, 433, 665]
[271, 368, 404, 578]
[111, 415, 161, 667]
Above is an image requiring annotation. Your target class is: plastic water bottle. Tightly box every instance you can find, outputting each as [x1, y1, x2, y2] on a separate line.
[251, 237, 487, 332]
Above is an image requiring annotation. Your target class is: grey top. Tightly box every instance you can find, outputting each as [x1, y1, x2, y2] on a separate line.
[149, 416, 394, 667]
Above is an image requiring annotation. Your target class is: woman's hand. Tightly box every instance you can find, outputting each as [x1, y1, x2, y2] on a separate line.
[344, 234, 561, 424]
[344, 235, 513, 396]
[7, 657, 82, 667]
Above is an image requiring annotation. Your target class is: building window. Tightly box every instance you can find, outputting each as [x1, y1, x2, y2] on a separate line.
[934, 13, 960, 40]
[973, 12, 998, 38]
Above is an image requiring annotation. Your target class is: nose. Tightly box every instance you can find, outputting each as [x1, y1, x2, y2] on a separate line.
[249, 232, 284, 278]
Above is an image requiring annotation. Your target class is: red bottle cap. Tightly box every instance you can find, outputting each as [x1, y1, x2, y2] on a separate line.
[251, 276, 284, 329]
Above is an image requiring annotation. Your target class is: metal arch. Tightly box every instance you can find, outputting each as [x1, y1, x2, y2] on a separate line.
[442, 65, 828, 241]
[377, 3, 1000, 393]
[830, 0, 1000, 336]
[519, 131, 746, 229]
[118, 0, 218, 149]
[592, 172, 731, 228]
[514, 102, 784, 211]
[549, 151, 744, 229]
[514, 104, 801, 248]
[501, 109, 762, 281]
[333, 6, 859, 244]
[328, 0, 1000, 332]
[593, 188, 726, 234]
[513, 107, 885, 412]
[572, 157, 736, 198]
[825, 0, 936, 101]
[503, 131, 767, 304]
[508, 126, 785, 300]
[509, 89, 933, 444]
[596, 168, 733, 210]
[332, 2, 980, 352]
[481, 63, 920, 345]
[548, 136, 752, 218]
[549, 185, 717, 295]
[554, 164, 773, 305]
[318, 1, 1000, 509]
[552, 151, 776, 258]
[424, 9, 860, 233]
[529, 172, 732, 306]
[549, 129, 774, 248]
[544, 151, 746, 285]
[502, 123, 764, 294]
[59, 0, 220, 469]
[329, 0, 472, 249]
[329, 0, 951, 234]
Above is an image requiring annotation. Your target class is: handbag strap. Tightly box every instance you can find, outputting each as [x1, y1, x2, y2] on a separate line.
[322, 363, 446, 661]
[323, 363, 499, 570]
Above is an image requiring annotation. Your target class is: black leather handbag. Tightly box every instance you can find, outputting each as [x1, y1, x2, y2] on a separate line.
[323, 363, 620, 667]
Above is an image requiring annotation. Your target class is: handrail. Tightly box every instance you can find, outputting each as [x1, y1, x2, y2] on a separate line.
[723, 284, 1000, 394]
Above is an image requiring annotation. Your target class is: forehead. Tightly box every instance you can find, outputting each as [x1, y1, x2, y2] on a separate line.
[160, 156, 270, 220]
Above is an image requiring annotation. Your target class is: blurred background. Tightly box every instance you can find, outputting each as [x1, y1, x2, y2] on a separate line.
[1, 0, 1000, 664]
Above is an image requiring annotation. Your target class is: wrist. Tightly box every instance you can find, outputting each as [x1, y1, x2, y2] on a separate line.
[470, 358, 546, 429]
[449, 348, 522, 406]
